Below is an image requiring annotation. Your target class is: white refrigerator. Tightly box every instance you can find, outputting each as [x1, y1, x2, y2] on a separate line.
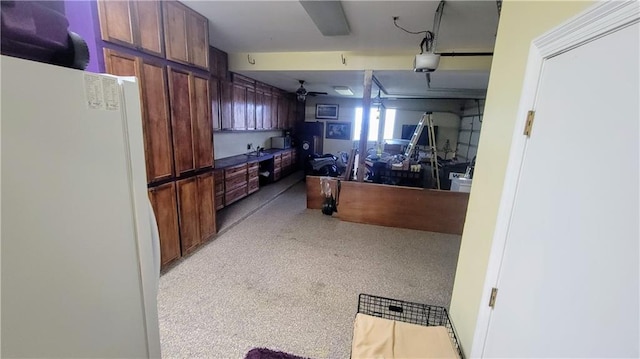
[1, 55, 161, 358]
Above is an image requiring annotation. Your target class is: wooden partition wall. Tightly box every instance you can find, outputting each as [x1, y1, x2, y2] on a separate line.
[306, 176, 470, 235]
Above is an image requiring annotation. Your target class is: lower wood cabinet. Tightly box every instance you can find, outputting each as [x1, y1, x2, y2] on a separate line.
[248, 162, 259, 194]
[148, 182, 180, 267]
[224, 163, 247, 205]
[213, 169, 225, 210]
[176, 177, 200, 255]
[273, 154, 282, 181]
[197, 172, 216, 242]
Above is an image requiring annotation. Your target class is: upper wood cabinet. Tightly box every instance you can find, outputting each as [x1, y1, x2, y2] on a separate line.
[167, 67, 194, 174]
[104, 49, 174, 183]
[163, 1, 209, 70]
[97, 0, 164, 56]
[232, 82, 247, 130]
[192, 75, 213, 169]
[168, 67, 213, 174]
[209, 46, 229, 80]
[211, 77, 221, 130]
[220, 80, 233, 130]
[246, 85, 256, 130]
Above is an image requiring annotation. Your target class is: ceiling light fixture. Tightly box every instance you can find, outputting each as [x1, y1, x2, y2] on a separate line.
[333, 86, 353, 96]
[299, 0, 350, 36]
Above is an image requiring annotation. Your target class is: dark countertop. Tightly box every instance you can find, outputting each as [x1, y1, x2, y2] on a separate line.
[214, 148, 291, 169]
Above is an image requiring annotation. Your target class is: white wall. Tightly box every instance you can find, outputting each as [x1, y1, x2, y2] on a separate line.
[213, 130, 284, 159]
[305, 96, 360, 156]
[448, 0, 594, 354]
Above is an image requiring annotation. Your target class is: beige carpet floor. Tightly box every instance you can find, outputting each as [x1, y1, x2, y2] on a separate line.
[158, 178, 462, 358]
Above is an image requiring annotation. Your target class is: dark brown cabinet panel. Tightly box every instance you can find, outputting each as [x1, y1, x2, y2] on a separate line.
[255, 88, 264, 130]
[163, 1, 189, 64]
[271, 90, 279, 130]
[104, 49, 174, 184]
[168, 67, 195, 174]
[192, 75, 213, 169]
[97, 0, 135, 47]
[163, 0, 208, 69]
[278, 95, 288, 130]
[197, 172, 216, 242]
[209, 47, 228, 80]
[213, 169, 225, 210]
[187, 11, 209, 69]
[263, 90, 273, 129]
[98, 0, 163, 56]
[246, 86, 256, 130]
[134, 1, 164, 56]
[220, 80, 233, 130]
[149, 183, 180, 267]
[211, 77, 221, 130]
[177, 177, 201, 255]
[140, 60, 174, 183]
[232, 83, 247, 130]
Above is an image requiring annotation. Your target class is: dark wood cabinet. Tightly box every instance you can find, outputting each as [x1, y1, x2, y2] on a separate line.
[263, 89, 273, 129]
[278, 94, 288, 130]
[273, 153, 282, 181]
[197, 172, 216, 242]
[246, 86, 256, 130]
[213, 169, 225, 210]
[248, 162, 259, 194]
[149, 182, 180, 267]
[97, 0, 163, 56]
[192, 75, 213, 169]
[220, 80, 233, 130]
[209, 46, 229, 80]
[271, 89, 280, 130]
[186, 11, 209, 69]
[104, 49, 174, 183]
[224, 164, 248, 205]
[168, 68, 212, 174]
[177, 177, 201, 255]
[168, 67, 195, 174]
[163, 0, 209, 69]
[211, 77, 221, 130]
[232, 82, 247, 130]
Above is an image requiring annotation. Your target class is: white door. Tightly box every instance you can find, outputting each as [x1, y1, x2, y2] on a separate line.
[481, 7, 639, 359]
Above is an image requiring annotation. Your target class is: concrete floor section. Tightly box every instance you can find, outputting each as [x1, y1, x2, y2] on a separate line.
[158, 176, 462, 358]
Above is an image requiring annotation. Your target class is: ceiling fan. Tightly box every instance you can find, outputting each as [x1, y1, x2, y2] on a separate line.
[296, 80, 327, 102]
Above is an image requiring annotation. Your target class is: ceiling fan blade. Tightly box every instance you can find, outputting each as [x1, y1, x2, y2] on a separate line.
[308, 91, 328, 96]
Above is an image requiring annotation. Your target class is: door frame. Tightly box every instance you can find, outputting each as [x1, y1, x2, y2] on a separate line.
[469, 2, 640, 357]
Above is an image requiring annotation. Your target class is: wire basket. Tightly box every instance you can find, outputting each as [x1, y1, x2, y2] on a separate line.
[357, 293, 464, 358]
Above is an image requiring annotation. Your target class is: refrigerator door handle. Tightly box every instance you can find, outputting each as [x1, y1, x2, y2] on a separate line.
[147, 199, 161, 280]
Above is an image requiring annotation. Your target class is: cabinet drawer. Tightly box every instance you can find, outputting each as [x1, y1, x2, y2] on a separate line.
[248, 178, 259, 194]
[225, 175, 247, 191]
[248, 162, 259, 171]
[282, 157, 291, 166]
[281, 152, 291, 159]
[248, 168, 258, 179]
[225, 185, 247, 205]
[225, 163, 247, 178]
[215, 194, 224, 210]
[274, 168, 281, 181]
[214, 182, 225, 196]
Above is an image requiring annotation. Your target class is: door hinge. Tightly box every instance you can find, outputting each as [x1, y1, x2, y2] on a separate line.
[523, 110, 535, 137]
[489, 287, 498, 308]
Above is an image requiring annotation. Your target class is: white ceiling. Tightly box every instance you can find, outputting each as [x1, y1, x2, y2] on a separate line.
[184, 0, 500, 103]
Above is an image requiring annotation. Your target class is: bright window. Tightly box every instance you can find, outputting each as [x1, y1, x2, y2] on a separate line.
[353, 108, 396, 141]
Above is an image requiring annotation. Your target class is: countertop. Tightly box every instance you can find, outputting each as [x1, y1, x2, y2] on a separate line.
[214, 148, 291, 169]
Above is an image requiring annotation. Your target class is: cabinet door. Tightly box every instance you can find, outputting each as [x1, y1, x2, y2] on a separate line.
[140, 60, 174, 183]
[278, 95, 288, 130]
[211, 77, 221, 130]
[133, 0, 164, 56]
[177, 177, 200, 254]
[232, 83, 247, 130]
[149, 183, 180, 267]
[163, 1, 188, 64]
[103, 49, 139, 77]
[186, 11, 209, 70]
[192, 75, 213, 169]
[220, 80, 233, 130]
[255, 89, 264, 130]
[197, 172, 216, 241]
[263, 90, 272, 129]
[246, 86, 256, 130]
[97, 0, 135, 48]
[271, 91, 279, 129]
[168, 67, 195, 174]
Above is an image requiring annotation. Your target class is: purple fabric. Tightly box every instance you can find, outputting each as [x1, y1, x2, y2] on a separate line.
[244, 348, 311, 359]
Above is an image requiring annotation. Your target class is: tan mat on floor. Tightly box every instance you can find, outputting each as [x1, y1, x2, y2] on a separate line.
[351, 313, 459, 359]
